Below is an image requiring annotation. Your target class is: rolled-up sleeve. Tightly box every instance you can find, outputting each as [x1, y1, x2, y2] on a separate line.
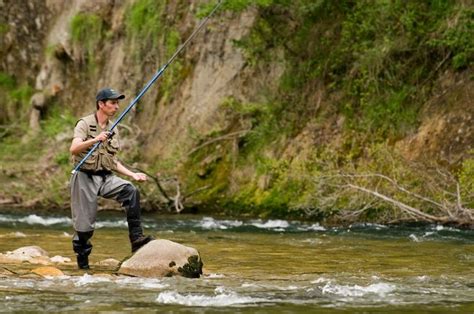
[73, 120, 88, 140]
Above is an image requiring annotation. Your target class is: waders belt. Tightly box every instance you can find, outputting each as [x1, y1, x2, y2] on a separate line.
[79, 169, 112, 180]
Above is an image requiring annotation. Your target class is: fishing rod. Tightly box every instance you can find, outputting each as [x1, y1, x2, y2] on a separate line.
[72, 0, 224, 174]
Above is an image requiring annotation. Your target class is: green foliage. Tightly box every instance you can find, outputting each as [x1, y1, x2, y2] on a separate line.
[459, 152, 474, 207]
[0, 72, 16, 89]
[9, 85, 34, 107]
[0, 73, 34, 124]
[0, 131, 44, 163]
[44, 44, 57, 58]
[40, 109, 75, 139]
[124, 0, 185, 102]
[70, 13, 104, 71]
[220, 97, 282, 156]
[182, 144, 232, 206]
[0, 23, 9, 34]
[325, 1, 458, 138]
[70, 13, 103, 44]
[428, 6, 474, 70]
[125, 0, 165, 56]
[197, 0, 276, 18]
[160, 29, 183, 103]
[232, 17, 280, 66]
[55, 151, 71, 166]
[225, 0, 470, 142]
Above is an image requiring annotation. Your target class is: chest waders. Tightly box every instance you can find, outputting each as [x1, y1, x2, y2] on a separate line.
[71, 168, 155, 269]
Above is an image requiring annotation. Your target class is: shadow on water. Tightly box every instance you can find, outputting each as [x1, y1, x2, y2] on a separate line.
[0, 210, 473, 312]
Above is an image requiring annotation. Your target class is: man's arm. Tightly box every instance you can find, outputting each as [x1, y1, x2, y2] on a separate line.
[115, 161, 147, 182]
[69, 131, 110, 155]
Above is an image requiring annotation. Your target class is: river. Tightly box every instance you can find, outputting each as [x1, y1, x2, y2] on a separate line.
[0, 211, 473, 312]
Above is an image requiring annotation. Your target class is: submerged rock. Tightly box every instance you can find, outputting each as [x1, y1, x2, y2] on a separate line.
[0, 245, 50, 264]
[50, 255, 71, 263]
[31, 266, 64, 277]
[0, 266, 15, 277]
[11, 246, 49, 258]
[0, 246, 73, 266]
[118, 239, 203, 278]
[98, 258, 120, 267]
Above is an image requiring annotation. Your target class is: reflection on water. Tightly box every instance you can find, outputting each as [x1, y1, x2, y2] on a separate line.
[0, 212, 473, 312]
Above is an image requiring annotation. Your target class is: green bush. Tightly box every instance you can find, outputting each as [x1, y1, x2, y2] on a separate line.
[125, 0, 165, 54]
[459, 153, 474, 207]
[428, 6, 474, 70]
[70, 13, 104, 70]
[0, 72, 15, 89]
[197, 0, 277, 18]
[0, 23, 9, 35]
[0, 75, 34, 124]
[55, 151, 71, 166]
[9, 85, 34, 106]
[40, 106, 76, 138]
[225, 0, 470, 143]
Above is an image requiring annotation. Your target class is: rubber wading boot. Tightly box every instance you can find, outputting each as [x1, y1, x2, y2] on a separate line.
[119, 184, 154, 252]
[77, 254, 90, 270]
[72, 231, 93, 269]
[131, 235, 154, 253]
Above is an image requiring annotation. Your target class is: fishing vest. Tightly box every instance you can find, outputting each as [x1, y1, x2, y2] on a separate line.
[73, 113, 120, 172]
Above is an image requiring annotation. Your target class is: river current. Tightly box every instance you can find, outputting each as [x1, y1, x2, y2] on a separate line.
[0, 212, 473, 312]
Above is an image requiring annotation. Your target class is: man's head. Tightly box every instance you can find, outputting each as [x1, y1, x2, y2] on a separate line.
[95, 88, 125, 110]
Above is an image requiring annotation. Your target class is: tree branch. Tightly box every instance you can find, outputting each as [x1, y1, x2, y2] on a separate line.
[187, 130, 250, 156]
[135, 168, 172, 202]
[346, 183, 446, 222]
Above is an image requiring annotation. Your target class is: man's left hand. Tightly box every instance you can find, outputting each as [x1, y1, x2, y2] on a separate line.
[132, 172, 147, 182]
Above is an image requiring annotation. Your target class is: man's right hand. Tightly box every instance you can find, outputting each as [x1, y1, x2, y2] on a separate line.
[70, 132, 110, 155]
[94, 131, 111, 143]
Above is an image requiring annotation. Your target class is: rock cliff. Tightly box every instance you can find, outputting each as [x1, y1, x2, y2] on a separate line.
[0, 1, 472, 223]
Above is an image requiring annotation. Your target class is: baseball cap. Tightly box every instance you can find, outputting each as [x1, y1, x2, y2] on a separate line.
[96, 88, 125, 101]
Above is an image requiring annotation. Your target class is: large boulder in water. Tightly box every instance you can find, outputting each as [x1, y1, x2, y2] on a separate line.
[118, 239, 203, 278]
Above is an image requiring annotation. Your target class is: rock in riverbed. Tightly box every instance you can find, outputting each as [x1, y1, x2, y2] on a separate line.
[31, 266, 64, 277]
[1, 241, 203, 279]
[0, 246, 71, 265]
[118, 239, 203, 278]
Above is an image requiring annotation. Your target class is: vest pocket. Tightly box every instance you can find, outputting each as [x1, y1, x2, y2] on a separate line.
[75, 153, 99, 170]
[105, 138, 120, 154]
[101, 154, 117, 171]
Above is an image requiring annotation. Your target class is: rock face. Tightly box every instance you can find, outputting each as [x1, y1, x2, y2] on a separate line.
[118, 239, 203, 278]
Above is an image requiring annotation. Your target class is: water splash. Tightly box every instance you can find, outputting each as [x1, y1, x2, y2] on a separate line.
[198, 217, 243, 230]
[251, 219, 290, 230]
[321, 282, 396, 298]
[73, 274, 112, 287]
[0, 214, 72, 226]
[156, 290, 268, 307]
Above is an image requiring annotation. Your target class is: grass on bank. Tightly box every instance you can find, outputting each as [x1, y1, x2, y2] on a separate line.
[0, 103, 76, 209]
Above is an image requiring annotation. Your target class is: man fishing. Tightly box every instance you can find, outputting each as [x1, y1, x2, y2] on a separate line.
[69, 87, 153, 270]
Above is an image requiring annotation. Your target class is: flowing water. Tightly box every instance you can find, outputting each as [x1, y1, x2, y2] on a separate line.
[0, 211, 473, 313]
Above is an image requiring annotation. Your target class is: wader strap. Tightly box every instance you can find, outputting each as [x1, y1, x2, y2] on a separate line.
[79, 169, 112, 181]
